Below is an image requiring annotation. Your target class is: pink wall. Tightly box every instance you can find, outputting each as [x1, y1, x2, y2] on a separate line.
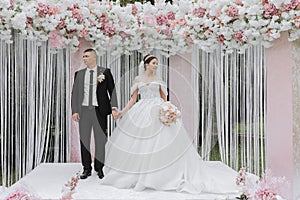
[169, 53, 196, 138]
[266, 32, 293, 198]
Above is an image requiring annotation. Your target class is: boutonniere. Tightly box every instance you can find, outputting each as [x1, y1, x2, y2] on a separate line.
[97, 73, 105, 83]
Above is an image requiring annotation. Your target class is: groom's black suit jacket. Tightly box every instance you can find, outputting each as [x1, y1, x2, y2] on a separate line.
[71, 66, 118, 117]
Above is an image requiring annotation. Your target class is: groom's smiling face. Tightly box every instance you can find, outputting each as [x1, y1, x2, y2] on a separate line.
[83, 51, 97, 68]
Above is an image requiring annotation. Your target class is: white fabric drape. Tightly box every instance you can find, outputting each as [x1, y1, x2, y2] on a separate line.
[0, 34, 70, 186]
[194, 45, 266, 175]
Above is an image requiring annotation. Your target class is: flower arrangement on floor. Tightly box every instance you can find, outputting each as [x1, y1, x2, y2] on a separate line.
[159, 101, 181, 126]
[61, 172, 80, 200]
[0, 0, 299, 55]
[4, 184, 40, 200]
[236, 168, 288, 200]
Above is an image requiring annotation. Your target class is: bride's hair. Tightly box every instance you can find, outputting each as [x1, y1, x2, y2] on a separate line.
[143, 54, 157, 70]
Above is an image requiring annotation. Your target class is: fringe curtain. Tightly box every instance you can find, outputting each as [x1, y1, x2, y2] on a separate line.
[0, 35, 70, 187]
[194, 45, 266, 175]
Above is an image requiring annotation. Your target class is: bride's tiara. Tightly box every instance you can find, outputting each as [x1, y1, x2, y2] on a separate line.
[144, 55, 156, 63]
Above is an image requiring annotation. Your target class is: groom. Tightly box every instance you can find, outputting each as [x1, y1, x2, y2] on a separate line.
[71, 48, 118, 179]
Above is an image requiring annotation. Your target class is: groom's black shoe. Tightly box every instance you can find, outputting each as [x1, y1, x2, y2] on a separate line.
[97, 171, 104, 179]
[80, 170, 91, 179]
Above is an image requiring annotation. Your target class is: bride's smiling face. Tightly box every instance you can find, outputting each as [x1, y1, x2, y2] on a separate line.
[146, 58, 158, 73]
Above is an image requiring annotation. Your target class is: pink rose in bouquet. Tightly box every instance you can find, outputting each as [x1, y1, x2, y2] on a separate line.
[159, 101, 181, 126]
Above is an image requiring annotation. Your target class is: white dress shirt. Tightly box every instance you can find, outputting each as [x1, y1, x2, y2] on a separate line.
[82, 67, 99, 107]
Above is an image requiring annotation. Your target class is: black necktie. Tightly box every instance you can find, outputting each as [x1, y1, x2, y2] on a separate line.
[88, 70, 94, 109]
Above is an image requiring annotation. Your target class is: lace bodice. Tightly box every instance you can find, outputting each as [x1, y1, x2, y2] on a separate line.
[130, 81, 167, 99]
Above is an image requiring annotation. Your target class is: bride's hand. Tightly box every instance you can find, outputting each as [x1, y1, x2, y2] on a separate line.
[117, 111, 124, 119]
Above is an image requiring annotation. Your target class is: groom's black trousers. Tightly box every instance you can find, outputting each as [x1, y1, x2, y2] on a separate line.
[79, 106, 107, 172]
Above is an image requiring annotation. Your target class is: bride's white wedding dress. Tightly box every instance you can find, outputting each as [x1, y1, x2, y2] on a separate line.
[101, 80, 240, 195]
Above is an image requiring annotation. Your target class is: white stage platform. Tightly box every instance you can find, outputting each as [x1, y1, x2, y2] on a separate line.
[0, 163, 243, 200]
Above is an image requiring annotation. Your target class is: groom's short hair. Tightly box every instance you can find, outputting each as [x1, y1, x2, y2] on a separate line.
[84, 48, 96, 56]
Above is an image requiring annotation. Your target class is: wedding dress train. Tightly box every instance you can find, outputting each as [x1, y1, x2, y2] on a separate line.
[100, 81, 240, 195]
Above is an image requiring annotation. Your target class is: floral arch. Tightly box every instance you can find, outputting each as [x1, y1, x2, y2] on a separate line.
[0, 0, 299, 55]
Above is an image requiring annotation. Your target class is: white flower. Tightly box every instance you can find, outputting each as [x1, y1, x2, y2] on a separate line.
[11, 13, 27, 30]
[97, 74, 105, 83]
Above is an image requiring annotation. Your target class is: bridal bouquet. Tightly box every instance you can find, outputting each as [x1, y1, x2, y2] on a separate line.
[159, 101, 181, 126]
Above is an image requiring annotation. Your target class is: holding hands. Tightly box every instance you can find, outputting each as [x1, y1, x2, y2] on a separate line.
[112, 109, 123, 120]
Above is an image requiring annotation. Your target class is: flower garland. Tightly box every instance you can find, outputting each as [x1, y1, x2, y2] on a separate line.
[4, 184, 40, 200]
[61, 172, 80, 200]
[236, 168, 288, 200]
[0, 0, 299, 56]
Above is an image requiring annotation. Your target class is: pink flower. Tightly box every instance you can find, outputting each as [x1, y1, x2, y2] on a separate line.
[167, 12, 175, 20]
[144, 15, 156, 26]
[253, 169, 287, 200]
[61, 173, 80, 200]
[66, 29, 77, 35]
[72, 9, 84, 24]
[217, 34, 225, 44]
[50, 6, 59, 15]
[282, 0, 299, 11]
[57, 19, 66, 29]
[193, 7, 206, 18]
[131, 4, 138, 16]
[119, 31, 129, 39]
[156, 14, 168, 26]
[5, 186, 40, 200]
[234, 30, 247, 42]
[159, 102, 181, 126]
[26, 17, 33, 25]
[178, 17, 187, 26]
[294, 17, 300, 28]
[163, 27, 173, 37]
[61, 192, 73, 200]
[102, 23, 116, 36]
[235, 0, 243, 6]
[48, 30, 68, 48]
[170, 20, 178, 27]
[226, 6, 239, 18]
[73, 3, 80, 9]
[89, 20, 95, 27]
[184, 31, 194, 45]
[37, 3, 53, 17]
[81, 29, 88, 36]
[5, 191, 29, 200]
[263, 3, 278, 18]
[99, 15, 108, 24]
[137, 17, 141, 26]
[236, 167, 247, 185]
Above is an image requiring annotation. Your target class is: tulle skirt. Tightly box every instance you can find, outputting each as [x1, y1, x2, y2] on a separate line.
[101, 97, 240, 195]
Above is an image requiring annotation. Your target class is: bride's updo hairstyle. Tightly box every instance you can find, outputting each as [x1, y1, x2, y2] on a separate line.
[143, 54, 157, 70]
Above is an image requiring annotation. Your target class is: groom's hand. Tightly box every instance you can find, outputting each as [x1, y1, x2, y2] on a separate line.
[112, 109, 119, 120]
[72, 113, 80, 122]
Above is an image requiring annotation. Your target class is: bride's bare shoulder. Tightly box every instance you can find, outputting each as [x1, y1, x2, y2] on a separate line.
[134, 76, 142, 83]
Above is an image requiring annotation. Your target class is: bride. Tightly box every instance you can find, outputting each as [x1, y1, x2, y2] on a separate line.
[100, 54, 241, 195]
